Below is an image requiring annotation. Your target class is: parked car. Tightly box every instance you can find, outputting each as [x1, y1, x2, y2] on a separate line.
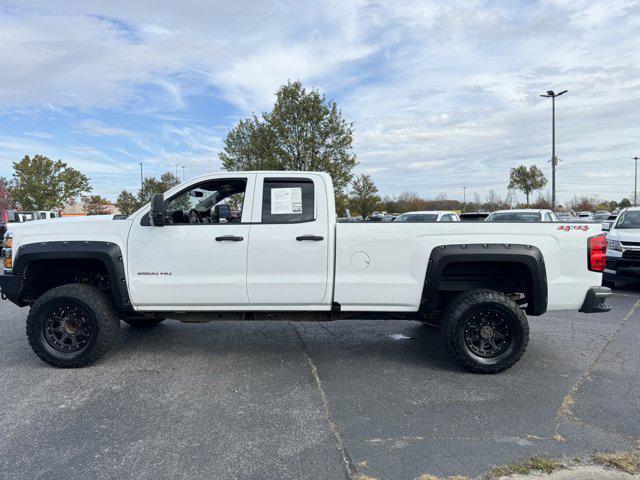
[337, 216, 364, 223]
[459, 212, 490, 222]
[0, 171, 610, 373]
[0, 210, 21, 237]
[485, 209, 558, 222]
[394, 211, 460, 222]
[591, 211, 610, 223]
[556, 212, 572, 221]
[35, 211, 61, 220]
[603, 207, 640, 287]
[577, 211, 592, 218]
[601, 214, 618, 232]
[18, 211, 36, 222]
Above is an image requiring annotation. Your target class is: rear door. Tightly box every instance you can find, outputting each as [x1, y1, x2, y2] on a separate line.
[247, 174, 330, 306]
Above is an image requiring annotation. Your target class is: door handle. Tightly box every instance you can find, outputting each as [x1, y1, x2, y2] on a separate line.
[296, 235, 324, 241]
[215, 235, 244, 242]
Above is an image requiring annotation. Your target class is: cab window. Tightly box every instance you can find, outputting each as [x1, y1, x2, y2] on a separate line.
[261, 178, 314, 224]
[163, 178, 247, 224]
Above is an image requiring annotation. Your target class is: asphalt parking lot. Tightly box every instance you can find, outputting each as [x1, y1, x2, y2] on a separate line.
[1, 286, 639, 480]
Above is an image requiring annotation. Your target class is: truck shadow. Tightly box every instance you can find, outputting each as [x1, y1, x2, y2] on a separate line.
[112, 319, 465, 373]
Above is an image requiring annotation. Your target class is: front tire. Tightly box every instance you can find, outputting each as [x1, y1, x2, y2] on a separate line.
[26, 284, 120, 368]
[440, 289, 529, 374]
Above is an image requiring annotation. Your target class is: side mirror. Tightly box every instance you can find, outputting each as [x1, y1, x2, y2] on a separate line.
[150, 193, 165, 226]
[601, 221, 610, 231]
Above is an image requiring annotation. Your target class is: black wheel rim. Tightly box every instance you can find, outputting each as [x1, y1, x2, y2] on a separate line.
[43, 302, 95, 353]
[462, 309, 513, 358]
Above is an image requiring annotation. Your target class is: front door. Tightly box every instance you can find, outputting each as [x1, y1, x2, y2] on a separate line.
[127, 174, 255, 310]
[246, 174, 330, 306]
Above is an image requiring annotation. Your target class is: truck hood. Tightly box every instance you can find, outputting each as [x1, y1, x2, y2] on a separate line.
[7, 215, 133, 247]
[608, 229, 640, 242]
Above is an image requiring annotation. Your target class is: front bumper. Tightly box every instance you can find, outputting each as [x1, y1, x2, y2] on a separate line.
[580, 286, 612, 313]
[604, 255, 640, 280]
[0, 272, 23, 306]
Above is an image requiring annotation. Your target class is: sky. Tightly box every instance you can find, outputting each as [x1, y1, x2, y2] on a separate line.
[0, 0, 639, 204]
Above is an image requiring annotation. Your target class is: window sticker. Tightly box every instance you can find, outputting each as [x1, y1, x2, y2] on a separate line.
[271, 187, 302, 214]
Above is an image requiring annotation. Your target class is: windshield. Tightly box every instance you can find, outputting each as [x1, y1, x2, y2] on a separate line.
[615, 210, 640, 229]
[486, 212, 540, 222]
[394, 213, 438, 222]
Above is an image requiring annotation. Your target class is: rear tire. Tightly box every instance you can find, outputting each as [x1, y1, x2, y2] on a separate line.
[26, 284, 120, 368]
[122, 317, 165, 328]
[440, 289, 529, 374]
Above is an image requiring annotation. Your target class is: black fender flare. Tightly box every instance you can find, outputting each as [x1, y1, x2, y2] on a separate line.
[13, 241, 133, 312]
[420, 243, 548, 315]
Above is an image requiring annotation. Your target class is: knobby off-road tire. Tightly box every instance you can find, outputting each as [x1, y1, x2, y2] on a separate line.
[26, 283, 120, 368]
[122, 317, 165, 328]
[440, 289, 529, 374]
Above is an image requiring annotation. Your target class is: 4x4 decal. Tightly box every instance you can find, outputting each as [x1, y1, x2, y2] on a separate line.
[557, 225, 590, 231]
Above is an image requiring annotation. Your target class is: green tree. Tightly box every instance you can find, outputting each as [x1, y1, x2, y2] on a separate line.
[115, 172, 182, 216]
[507, 165, 548, 207]
[0, 177, 13, 210]
[138, 172, 181, 205]
[82, 195, 111, 215]
[620, 198, 632, 208]
[349, 174, 380, 219]
[220, 80, 357, 194]
[115, 190, 139, 216]
[11, 154, 91, 210]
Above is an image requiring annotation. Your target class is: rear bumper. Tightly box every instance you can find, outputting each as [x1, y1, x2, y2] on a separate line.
[579, 286, 612, 313]
[0, 272, 23, 306]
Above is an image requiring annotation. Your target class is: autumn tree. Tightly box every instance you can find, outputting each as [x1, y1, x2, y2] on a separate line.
[349, 174, 380, 219]
[11, 155, 91, 210]
[220, 81, 357, 195]
[82, 195, 111, 215]
[507, 165, 547, 207]
[0, 177, 13, 210]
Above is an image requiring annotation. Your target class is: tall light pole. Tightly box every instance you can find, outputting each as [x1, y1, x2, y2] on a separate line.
[633, 156, 640, 206]
[182, 166, 185, 181]
[463, 186, 467, 212]
[540, 89, 567, 211]
[138, 162, 143, 191]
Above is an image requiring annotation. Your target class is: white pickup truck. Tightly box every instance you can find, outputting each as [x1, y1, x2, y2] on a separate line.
[0, 171, 611, 372]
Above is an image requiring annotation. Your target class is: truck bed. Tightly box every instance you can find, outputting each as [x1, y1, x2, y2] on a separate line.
[334, 222, 602, 312]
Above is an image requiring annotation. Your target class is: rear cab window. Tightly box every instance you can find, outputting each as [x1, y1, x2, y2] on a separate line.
[260, 178, 315, 224]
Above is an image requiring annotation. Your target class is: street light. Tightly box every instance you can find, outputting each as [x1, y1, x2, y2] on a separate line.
[540, 89, 567, 210]
[138, 162, 143, 191]
[463, 186, 467, 212]
[633, 156, 640, 206]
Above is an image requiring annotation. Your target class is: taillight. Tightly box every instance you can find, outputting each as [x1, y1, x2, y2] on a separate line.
[588, 234, 607, 272]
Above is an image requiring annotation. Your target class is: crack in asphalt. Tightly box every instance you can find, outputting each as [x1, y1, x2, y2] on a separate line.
[556, 297, 640, 435]
[290, 322, 356, 480]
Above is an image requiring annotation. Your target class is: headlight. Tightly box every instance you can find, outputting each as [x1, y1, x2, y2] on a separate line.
[607, 239, 622, 252]
[2, 231, 13, 272]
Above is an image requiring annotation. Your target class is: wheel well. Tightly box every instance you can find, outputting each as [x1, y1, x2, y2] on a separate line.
[435, 261, 536, 313]
[22, 259, 112, 304]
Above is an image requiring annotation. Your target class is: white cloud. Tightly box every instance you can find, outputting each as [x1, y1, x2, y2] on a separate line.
[0, 1, 639, 202]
